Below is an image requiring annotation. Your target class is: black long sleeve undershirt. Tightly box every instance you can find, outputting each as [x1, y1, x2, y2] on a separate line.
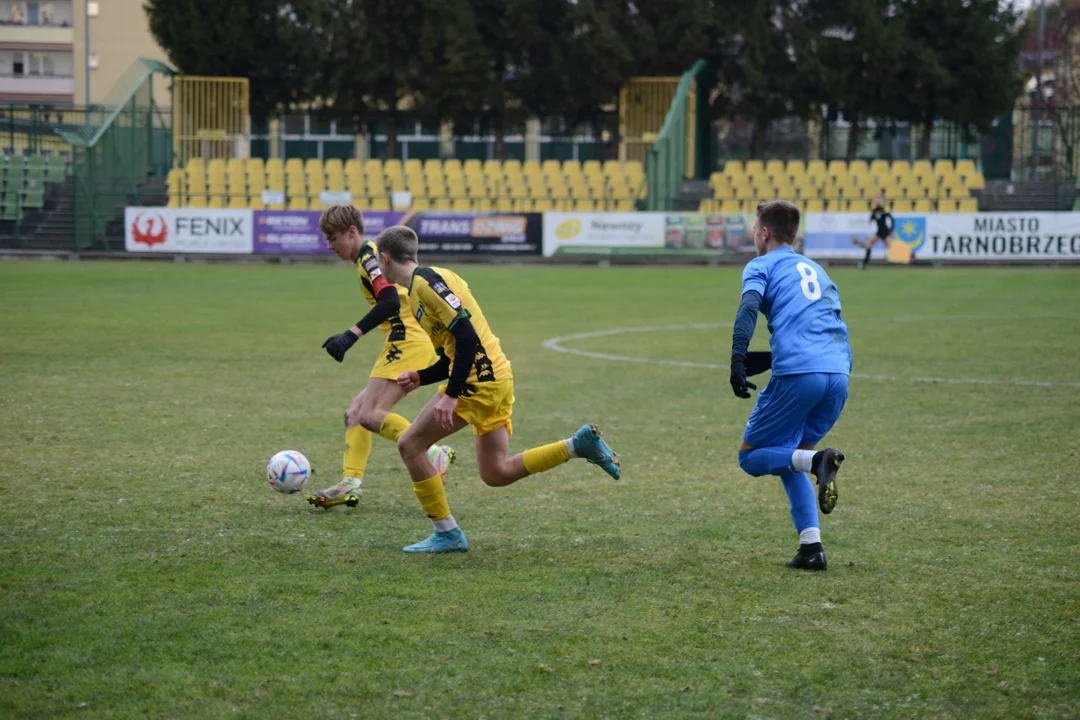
[731, 290, 763, 358]
[355, 284, 400, 336]
[416, 352, 451, 386]
[445, 316, 479, 398]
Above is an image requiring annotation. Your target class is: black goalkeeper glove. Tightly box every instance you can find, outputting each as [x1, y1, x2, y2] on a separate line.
[322, 330, 359, 363]
[730, 355, 758, 399]
[744, 351, 772, 377]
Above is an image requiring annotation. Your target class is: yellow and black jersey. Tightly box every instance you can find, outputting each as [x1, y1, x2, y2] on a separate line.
[408, 266, 513, 385]
[355, 240, 426, 343]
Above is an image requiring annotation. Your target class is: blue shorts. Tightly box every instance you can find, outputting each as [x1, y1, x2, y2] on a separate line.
[743, 373, 848, 449]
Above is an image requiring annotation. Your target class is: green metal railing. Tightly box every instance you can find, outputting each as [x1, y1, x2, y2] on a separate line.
[644, 59, 708, 211]
[54, 58, 174, 250]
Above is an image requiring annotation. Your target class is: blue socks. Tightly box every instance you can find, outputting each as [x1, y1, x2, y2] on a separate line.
[739, 449, 820, 539]
[780, 470, 819, 533]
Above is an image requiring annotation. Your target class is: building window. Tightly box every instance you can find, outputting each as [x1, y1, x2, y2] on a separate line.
[12, 53, 25, 76]
[27, 3, 40, 25]
[88, 2, 99, 18]
[88, 53, 99, 70]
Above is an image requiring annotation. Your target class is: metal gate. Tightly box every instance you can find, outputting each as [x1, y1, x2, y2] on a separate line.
[619, 77, 693, 166]
[172, 76, 250, 168]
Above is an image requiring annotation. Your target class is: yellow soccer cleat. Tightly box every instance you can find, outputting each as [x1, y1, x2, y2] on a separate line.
[305, 479, 362, 509]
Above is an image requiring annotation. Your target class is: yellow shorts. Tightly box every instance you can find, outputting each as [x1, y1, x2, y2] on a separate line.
[369, 339, 439, 381]
[439, 378, 515, 436]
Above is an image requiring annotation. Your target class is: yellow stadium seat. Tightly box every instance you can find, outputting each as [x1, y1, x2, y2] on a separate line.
[964, 172, 985, 190]
[848, 160, 869, 179]
[423, 158, 443, 175]
[344, 159, 361, 175]
[869, 159, 890, 177]
[438, 158, 459, 175]
[933, 159, 954, 176]
[462, 159, 481, 175]
[208, 196, 225, 209]
[184, 157, 204, 173]
[265, 158, 284, 176]
[955, 159, 976, 177]
[743, 160, 764, 176]
[228, 196, 247, 209]
[708, 171, 726, 189]
[765, 159, 785, 177]
[611, 199, 631, 212]
[266, 174, 285, 192]
[720, 199, 740, 213]
[889, 199, 912, 212]
[722, 160, 744, 175]
[825, 159, 845, 176]
[287, 196, 308, 210]
[285, 158, 304, 175]
[582, 159, 602, 176]
[889, 160, 910, 176]
[167, 168, 185, 190]
[248, 195, 266, 210]
[323, 159, 343, 176]
[433, 197, 452, 210]
[479, 159, 499, 176]
[735, 185, 756, 201]
[226, 158, 245, 174]
[370, 197, 391, 211]
[188, 196, 207, 208]
[958, 198, 978, 212]
[913, 199, 931, 212]
[601, 159, 621, 176]
[449, 197, 470, 211]
[362, 158, 382, 174]
[911, 159, 932, 179]
[698, 198, 714, 212]
[625, 160, 643, 176]
[404, 159, 422, 174]
[207, 158, 226, 176]
[937, 199, 958, 213]
[326, 175, 346, 193]
[383, 159, 402, 176]
[713, 185, 735, 200]
[304, 159, 322, 177]
[167, 194, 180, 208]
[246, 158, 265, 175]
[411, 197, 430, 210]
[948, 185, 970, 199]
[785, 160, 805, 176]
[804, 199, 824, 213]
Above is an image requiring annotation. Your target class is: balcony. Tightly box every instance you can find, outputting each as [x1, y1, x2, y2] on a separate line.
[0, 73, 73, 96]
[0, 23, 74, 46]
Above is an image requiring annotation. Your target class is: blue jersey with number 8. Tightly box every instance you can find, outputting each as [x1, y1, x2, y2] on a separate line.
[741, 246, 851, 377]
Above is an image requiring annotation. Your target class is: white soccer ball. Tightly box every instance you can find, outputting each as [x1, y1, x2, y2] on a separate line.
[267, 450, 311, 494]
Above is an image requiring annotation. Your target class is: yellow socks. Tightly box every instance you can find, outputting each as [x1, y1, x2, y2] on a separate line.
[412, 475, 452, 522]
[378, 412, 411, 442]
[342, 424, 372, 481]
[522, 440, 572, 475]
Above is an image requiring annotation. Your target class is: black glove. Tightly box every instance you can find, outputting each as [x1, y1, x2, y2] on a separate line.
[322, 330, 359, 362]
[744, 351, 772, 377]
[730, 355, 758, 399]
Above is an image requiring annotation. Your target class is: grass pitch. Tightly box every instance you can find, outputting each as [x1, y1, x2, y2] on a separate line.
[1, 260, 1078, 719]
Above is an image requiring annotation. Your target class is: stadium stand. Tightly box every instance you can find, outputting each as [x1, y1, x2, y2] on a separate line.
[0, 152, 70, 224]
[700, 159, 983, 213]
[167, 158, 647, 211]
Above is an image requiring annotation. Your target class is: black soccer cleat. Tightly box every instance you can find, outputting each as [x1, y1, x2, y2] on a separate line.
[787, 543, 827, 571]
[811, 448, 844, 514]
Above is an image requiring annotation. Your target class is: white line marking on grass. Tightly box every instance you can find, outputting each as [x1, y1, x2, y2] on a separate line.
[541, 320, 1080, 389]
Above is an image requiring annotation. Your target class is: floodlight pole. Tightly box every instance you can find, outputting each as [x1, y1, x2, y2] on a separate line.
[1032, 0, 1046, 179]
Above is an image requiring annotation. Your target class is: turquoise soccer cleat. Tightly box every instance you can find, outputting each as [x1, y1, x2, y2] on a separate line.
[402, 527, 469, 554]
[572, 423, 621, 480]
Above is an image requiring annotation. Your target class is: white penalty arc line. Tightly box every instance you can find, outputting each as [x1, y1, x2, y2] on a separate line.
[541, 320, 1080, 389]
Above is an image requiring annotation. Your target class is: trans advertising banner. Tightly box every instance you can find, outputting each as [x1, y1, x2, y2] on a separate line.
[252, 210, 542, 255]
[125, 208, 254, 254]
[542, 211, 768, 257]
[804, 212, 1080, 261]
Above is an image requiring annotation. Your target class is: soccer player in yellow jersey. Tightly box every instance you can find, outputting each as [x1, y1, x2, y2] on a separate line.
[305, 206, 453, 509]
[374, 225, 621, 553]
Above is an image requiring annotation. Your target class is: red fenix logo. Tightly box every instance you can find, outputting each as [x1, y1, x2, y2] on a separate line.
[131, 213, 168, 247]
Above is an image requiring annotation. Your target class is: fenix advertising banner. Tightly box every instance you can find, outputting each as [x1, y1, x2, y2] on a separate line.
[543, 212, 753, 257]
[251, 210, 542, 255]
[125, 208, 254, 253]
[804, 212, 1080, 261]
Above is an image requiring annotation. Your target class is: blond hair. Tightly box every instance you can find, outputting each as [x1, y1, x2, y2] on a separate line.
[375, 225, 419, 262]
[319, 204, 364, 238]
[756, 199, 801, 246]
